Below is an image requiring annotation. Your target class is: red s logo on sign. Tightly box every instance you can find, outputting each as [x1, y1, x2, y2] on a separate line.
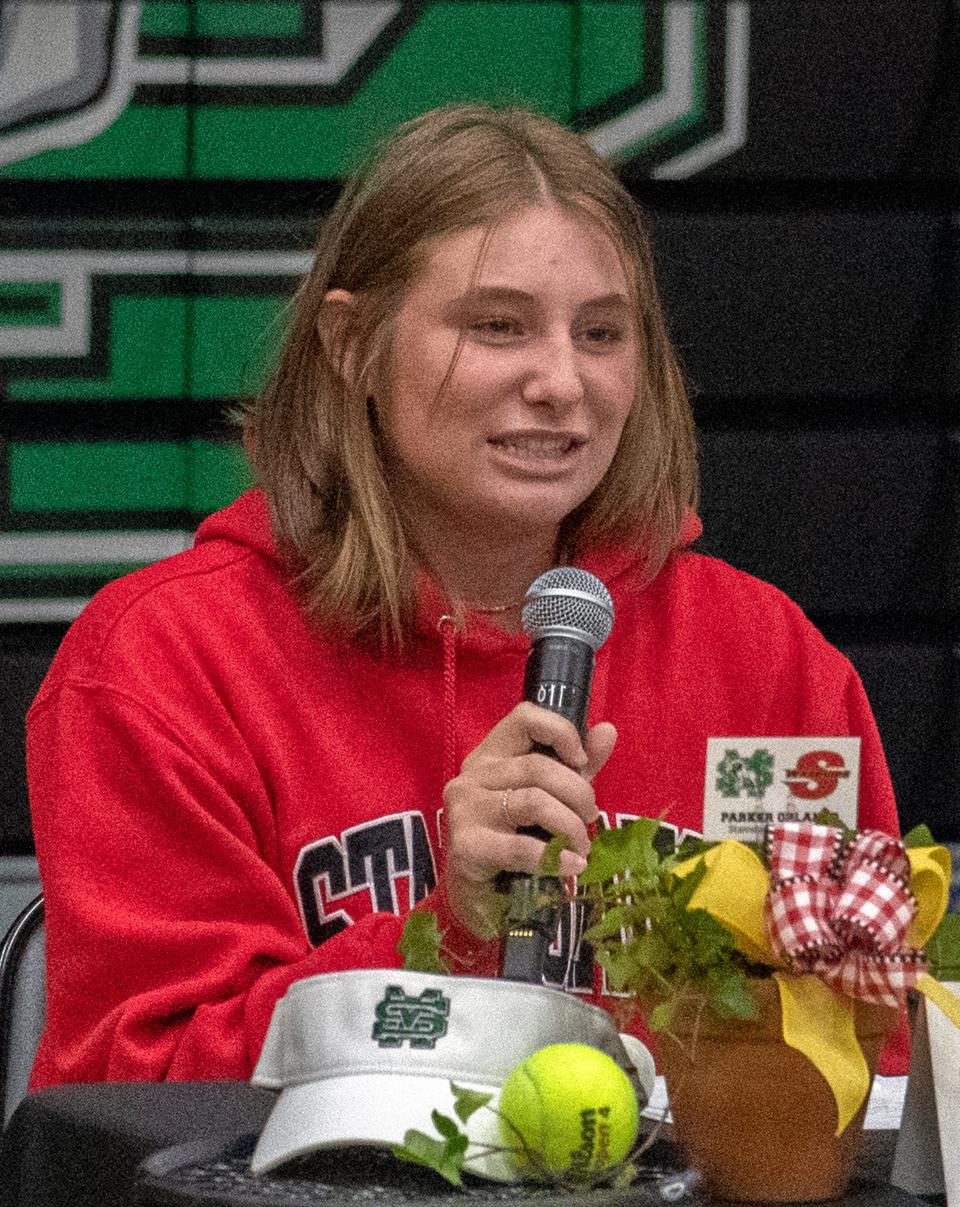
[784, 750, 850, 800]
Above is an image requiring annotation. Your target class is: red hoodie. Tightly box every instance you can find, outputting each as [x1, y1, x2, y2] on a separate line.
[27, 489, 903, 1086]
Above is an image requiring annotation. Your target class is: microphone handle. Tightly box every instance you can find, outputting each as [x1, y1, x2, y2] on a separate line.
[523, 633, 594, 731]
[499, 635, 595, 981]
[519, 634, 594, 841]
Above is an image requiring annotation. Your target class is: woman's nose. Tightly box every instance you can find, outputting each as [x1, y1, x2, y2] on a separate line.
[520, 337, 585, 409]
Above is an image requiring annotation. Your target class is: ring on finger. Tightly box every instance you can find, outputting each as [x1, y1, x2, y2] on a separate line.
[500, 789, 517, 828]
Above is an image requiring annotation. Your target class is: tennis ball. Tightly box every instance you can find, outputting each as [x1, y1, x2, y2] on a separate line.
[498, 1043, 639, 1181]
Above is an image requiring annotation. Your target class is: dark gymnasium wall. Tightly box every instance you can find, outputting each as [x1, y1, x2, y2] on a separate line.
[0, 1, 958, 886]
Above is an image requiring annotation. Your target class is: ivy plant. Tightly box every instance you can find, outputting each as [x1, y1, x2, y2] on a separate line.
[392, 1081, 639, 1190]
[904, 823, 960, 980]
[576, 816, 766, 1034]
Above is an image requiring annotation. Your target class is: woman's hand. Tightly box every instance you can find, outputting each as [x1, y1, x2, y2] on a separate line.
[442, 702, 617, 938]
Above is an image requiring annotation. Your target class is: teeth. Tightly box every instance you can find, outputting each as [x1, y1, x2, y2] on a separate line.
[495, 437, 574, 456]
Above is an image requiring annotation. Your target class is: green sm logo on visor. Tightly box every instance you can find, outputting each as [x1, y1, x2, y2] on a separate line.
[373, 985, 452, 1050]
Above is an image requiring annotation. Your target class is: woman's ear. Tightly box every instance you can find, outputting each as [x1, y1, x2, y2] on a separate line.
[317, 289, 359, 382]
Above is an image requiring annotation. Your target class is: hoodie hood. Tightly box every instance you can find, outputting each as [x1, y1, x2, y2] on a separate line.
[194, 488, 278, 560]
[193, 488, 703, 675]
[195, 488, 703, 647]
[195, 491, 705, 788]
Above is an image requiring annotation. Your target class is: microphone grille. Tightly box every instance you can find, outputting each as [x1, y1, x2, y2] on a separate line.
[521, 567, 614, 650]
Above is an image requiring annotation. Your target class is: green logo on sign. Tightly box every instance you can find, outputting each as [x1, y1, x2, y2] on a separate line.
[372, 985, 450, 1049]
[716, 748, 774, 799]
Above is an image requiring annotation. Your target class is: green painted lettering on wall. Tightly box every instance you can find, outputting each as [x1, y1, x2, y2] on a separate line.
[0, 282, 61, 328]
[0, 1, 749, 617]
[10, 440, 251, 515]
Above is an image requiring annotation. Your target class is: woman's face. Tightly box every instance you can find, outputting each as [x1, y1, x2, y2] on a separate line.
[378, 203, 639, 550]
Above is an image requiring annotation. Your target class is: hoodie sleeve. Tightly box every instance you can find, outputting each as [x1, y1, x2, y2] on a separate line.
[27, 681, 405, 1087]
[839, 666, 900, 837]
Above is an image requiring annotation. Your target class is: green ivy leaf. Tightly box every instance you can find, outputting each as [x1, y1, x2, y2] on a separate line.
[671, 859, 708, 910]
[580, 816, 661, 885]
[676, 834, 719, 861]
[450, 1083, 493, 1124]
[431, 1110, 462, 1141]
[649, 1001, 673, 1031]
[594, 926, 674, 993]
[397, 912, 448, 974]
[611, 1161, 637, 1189]
[393, 1129, 443, 1166]
[583, 903, 635, 942]
[927, 912, 960, 980]
[903, 824, 936, 849]
[537, 833, 569, 877]
[393, 1128, 465, 1187]
[707, 966, 759, 1021]
[686, 909, 735, 966]
[813, 808, 856, 841]
[595, 943, 645, 993]
[630, 928, 673, 972]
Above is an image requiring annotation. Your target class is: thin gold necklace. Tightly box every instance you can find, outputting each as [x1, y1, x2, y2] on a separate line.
[467, 597, 524, 615]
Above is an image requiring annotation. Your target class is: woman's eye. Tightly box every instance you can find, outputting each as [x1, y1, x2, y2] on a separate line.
[471, 316, 521, 339]
[581, 324, 625, 345]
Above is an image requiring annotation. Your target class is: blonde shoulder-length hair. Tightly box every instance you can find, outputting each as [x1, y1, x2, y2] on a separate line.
[244, 103, 697, 649]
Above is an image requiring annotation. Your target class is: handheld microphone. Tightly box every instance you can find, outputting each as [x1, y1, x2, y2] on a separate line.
[499, 567, 614, 983]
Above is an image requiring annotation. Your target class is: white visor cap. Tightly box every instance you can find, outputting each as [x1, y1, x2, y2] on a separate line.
[250, 969, 654, 1181]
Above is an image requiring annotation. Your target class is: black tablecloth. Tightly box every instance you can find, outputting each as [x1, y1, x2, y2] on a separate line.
[0, 1083, 937, 1207]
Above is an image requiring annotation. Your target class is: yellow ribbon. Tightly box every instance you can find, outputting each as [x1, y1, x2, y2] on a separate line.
[676, 839, 958, 1135]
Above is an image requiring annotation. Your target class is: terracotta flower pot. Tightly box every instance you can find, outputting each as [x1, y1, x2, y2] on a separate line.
[655, 979, 898, 1203]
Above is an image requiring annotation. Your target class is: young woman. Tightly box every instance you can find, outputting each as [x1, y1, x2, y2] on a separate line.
[27, 104, 900, 1085]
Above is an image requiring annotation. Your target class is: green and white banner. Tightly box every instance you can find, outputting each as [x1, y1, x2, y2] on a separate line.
[0, 1, 749, 620]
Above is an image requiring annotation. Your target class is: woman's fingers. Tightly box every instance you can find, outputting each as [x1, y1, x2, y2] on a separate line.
[460, 705, 606, 824]
[583, 721, 617, 781]
[495, 786, 594, 856]
[492, 830, 590, 877]
[444, 771, 595, 881]
[442, 705, 619, 936]
[445, 775, 593, 853]
[494, 754, 600, 825]
[464, 701, 589, 770]
[448, 708, 619, 852]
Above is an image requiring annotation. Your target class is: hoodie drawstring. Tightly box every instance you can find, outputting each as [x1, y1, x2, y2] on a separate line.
[437, 615, 460, 791]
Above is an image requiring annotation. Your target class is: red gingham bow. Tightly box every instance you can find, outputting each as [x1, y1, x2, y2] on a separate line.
[764, 822, 927, 1007]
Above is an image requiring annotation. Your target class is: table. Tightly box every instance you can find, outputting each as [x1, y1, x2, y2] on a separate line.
[0, 1083, 939, 1207]
[0, 1083, 274, 1207]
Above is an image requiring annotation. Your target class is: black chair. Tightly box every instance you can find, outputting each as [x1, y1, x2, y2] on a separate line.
[0, 894, 44, 1126]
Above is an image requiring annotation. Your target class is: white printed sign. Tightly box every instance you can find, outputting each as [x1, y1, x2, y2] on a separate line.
[703, 737, 861, 843]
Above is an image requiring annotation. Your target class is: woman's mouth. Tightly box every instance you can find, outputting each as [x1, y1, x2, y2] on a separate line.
[488, 434, 584, 462]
